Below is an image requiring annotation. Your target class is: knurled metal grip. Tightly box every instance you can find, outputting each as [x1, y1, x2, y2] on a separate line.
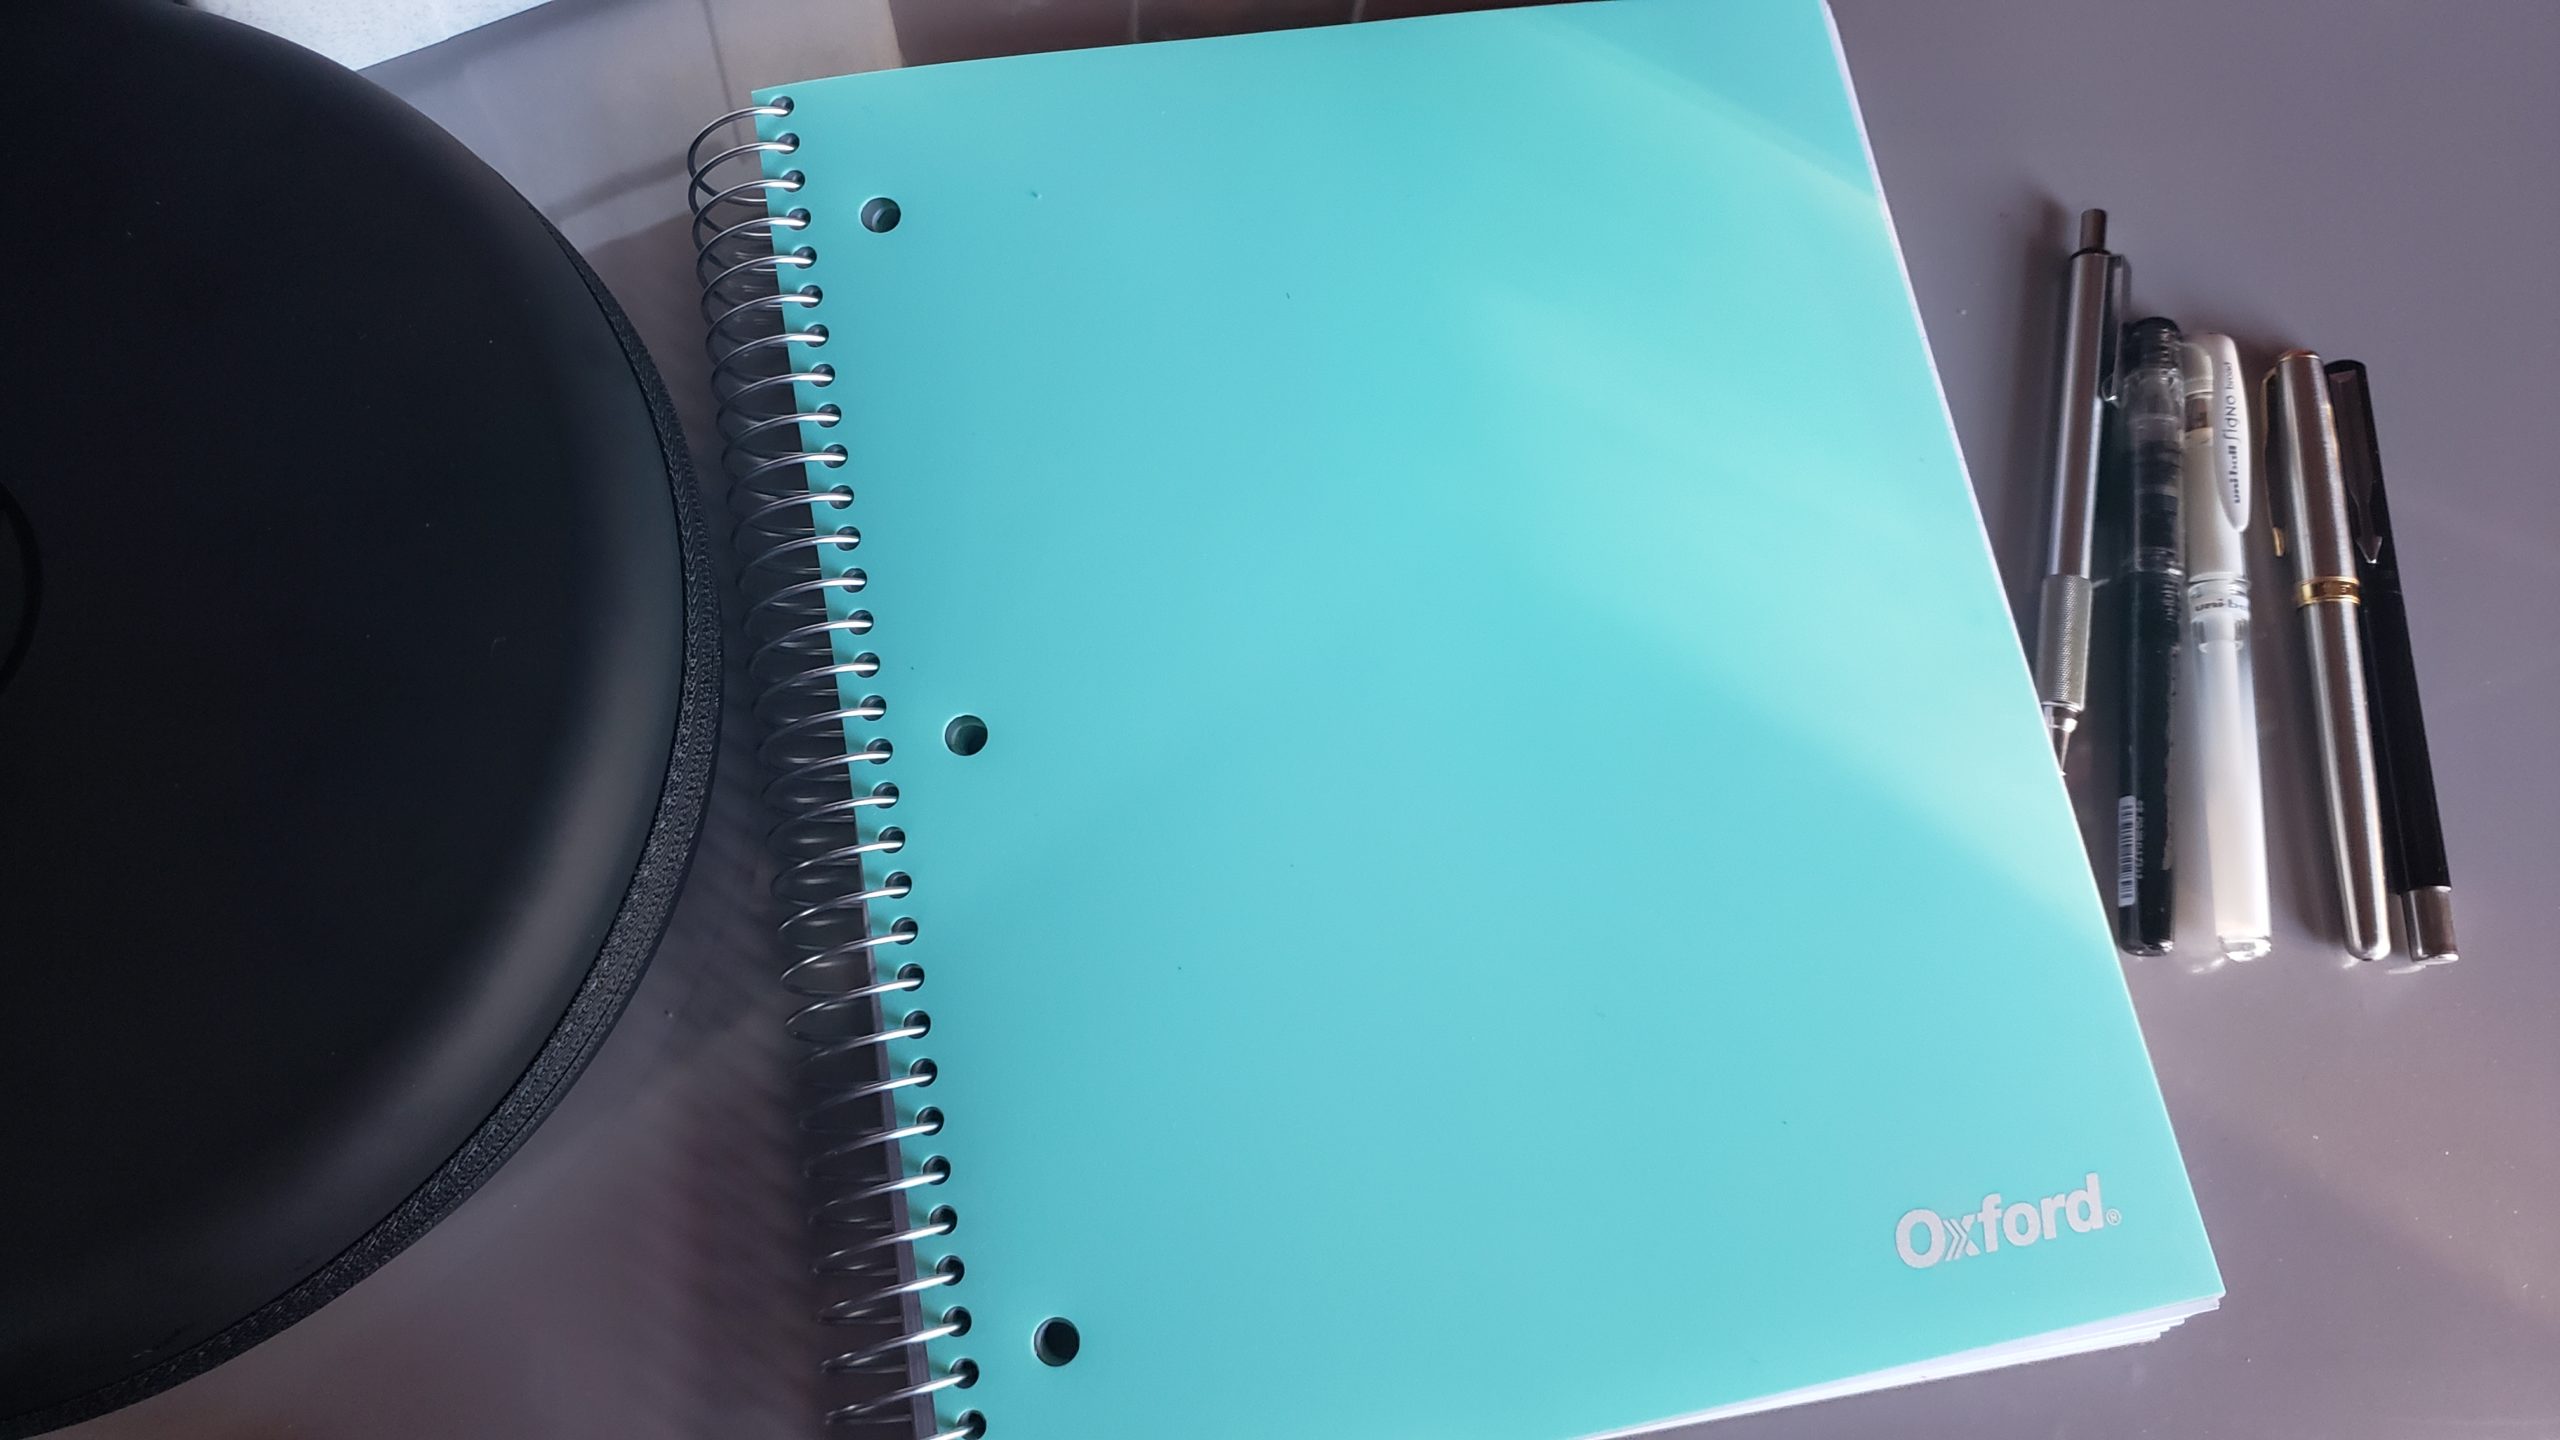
[2035, 573, 2093, 720]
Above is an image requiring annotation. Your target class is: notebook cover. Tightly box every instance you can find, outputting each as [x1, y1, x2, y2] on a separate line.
[754, 2, 2220, 1435]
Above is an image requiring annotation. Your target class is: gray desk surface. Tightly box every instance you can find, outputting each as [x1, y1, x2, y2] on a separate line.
[72, 1, 2559, 1436]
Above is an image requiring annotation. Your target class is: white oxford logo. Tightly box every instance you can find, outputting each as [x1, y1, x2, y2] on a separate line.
[1896, 1173, 2118, 1269]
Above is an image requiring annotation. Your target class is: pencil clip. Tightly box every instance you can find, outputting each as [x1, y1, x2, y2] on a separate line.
[2097, 254, 2130, 403]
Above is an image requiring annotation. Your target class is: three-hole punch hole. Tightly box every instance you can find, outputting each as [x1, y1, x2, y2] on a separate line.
[1032, 1317, 1082, 1368]
[862, 196, 902, 233]
[944, 715, 989, 757]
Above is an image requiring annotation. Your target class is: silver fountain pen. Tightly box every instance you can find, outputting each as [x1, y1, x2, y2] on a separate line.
[2033, 210, 2125, 765]
[2267, 352, 2391, 960]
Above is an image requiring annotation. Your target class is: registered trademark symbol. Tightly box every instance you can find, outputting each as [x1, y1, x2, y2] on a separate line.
[2105, 1208, 2122, 1226]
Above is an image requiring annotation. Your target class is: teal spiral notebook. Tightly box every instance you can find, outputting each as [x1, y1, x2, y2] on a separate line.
[691, 1, 2221, 1435]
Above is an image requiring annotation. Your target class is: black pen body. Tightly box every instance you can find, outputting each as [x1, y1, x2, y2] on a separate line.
[2115, 319, 2185, 955]
[2356, 532, 2448, 890]
[2328, 363, 2450, 894]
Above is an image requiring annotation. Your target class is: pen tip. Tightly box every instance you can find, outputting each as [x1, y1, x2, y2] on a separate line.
[2402, 888, 2459, 964]
[2050, 723, 2074, 768]
[2076, 210, 2107, 251]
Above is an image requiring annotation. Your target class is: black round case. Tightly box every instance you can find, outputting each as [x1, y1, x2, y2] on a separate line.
[0, 3, 719, 1430]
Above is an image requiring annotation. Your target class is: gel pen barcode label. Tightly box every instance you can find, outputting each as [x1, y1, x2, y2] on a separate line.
[2115, 795, 2140, 908]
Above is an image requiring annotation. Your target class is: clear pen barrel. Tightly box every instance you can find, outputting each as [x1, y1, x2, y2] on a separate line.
[2187, 573, 2272, 960]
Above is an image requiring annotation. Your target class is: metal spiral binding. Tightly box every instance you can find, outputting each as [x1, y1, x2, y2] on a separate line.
[688, 102, 981, 1440]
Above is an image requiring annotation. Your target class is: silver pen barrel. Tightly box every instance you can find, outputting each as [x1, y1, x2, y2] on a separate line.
[2034, 209, 2118, 764]
[2268, 351, 2391, 960]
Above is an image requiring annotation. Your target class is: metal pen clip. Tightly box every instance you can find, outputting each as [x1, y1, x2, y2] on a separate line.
[2262, 368, 2291, 557]
[2342, 453, 2382, 566]
[2328, 363, 2385, 566]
